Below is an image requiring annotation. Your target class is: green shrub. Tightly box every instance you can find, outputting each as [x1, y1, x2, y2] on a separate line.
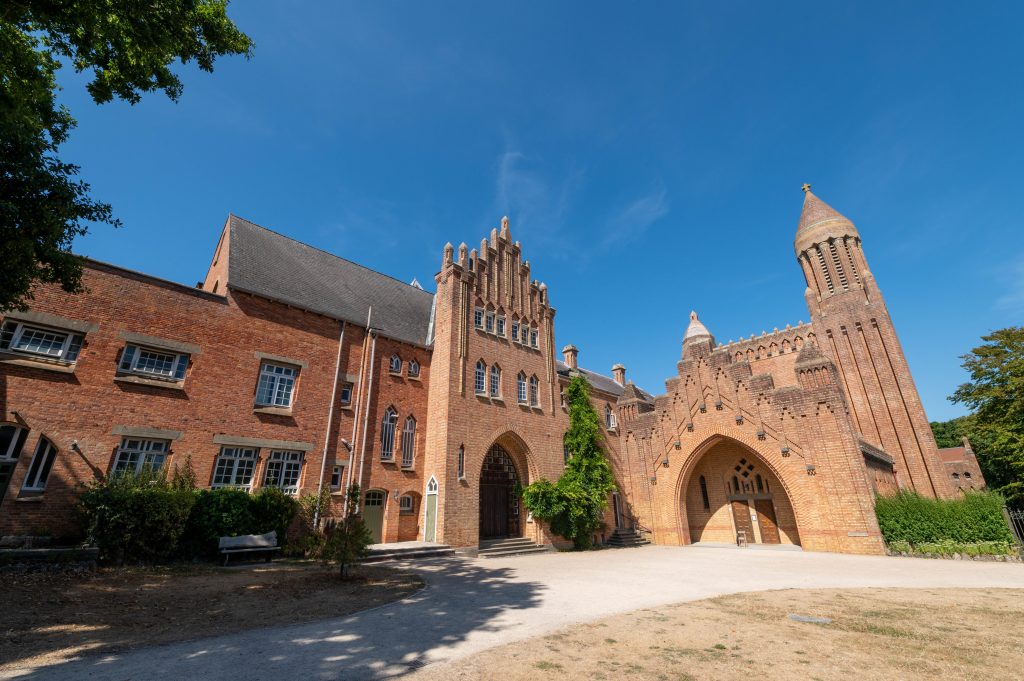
[80, 471, 196, 565]
[320, 485, 373, 578]
[875, 490, 1014, 545]
[181, 488, 257, 559]
[891, 539, 1015, 557]
[251, 487, 298, 544]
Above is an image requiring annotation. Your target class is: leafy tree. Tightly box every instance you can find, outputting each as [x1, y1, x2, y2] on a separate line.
[521, 375, 617, 549]
[930, 415, 974, 449]
[950, 327, 1024, 508]
[1, 1, 252, 310]
[321, 485, 374, 579]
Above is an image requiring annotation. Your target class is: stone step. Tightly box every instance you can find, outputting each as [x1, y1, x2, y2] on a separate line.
[361, 545, 455, 563]
[478, 545, 553, 558]
[479, 537, 536, 549]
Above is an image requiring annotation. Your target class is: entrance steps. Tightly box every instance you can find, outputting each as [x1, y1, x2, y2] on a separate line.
[478, 537, 553, 558]
[362, 541, 455, 563]
[605, 527, 651, 548]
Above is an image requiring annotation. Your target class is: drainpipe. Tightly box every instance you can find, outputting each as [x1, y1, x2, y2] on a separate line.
[355, 330, 379, 499]
[344, 308, 373, 508]
[312, 320, 345, 529]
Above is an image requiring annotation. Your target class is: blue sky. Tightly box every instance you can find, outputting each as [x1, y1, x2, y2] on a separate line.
[57, 2, 1024, 421]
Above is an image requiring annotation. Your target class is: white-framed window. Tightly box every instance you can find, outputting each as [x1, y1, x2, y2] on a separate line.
[489, 364, 501, 397]
[475, 360, 486, 395]
[517, 372, 527, 404]
[496, 316, 506, 337]
[399, 494, 414, 514]
[389, 354, 402, 374]
[605, 405, 617, 430]
[256, 361, 298, 408]
[113, 438, 170, 476]
[530, 328, 539, 348]
[474, 307, 484, 329]
[0, 320, 84, 363]
[408, 359, 420, 378]
[511, 321, 520, 343]
[22, 437, 57, 491]
[485, 311, 495, 333]
[529, 375, 539, 406]
[457, 445, 465, 479]
[263, 450, 304, 495]
[340, 382, 353, 406]
[212, 446, 259, 489]
[330, 464, 344, 491]
[401, 416, 416, 468]
[0, 424, 29, 461]
[380, 406, 398, 461]
[119, 344, 189, 381]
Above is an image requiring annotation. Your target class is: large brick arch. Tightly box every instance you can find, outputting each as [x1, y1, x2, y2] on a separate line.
[478, 424, 539, 485]
[670, 430, 809, 546]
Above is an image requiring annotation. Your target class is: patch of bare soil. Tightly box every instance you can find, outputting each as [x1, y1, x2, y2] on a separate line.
[411, 588, 1024, 681]
[0, 562, 422, 670]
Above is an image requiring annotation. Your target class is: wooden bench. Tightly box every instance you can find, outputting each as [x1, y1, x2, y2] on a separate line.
[218, 531, 281, 566]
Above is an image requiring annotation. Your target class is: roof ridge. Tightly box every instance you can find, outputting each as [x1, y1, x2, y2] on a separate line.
[229, 214, 434, 297]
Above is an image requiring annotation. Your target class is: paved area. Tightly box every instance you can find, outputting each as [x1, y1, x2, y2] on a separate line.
[7, 545, 1024, 680]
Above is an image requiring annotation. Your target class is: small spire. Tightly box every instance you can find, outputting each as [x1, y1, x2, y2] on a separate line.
[802, 182, 811, 193]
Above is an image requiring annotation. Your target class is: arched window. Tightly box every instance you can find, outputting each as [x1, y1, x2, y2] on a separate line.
[474, 360, 486, 394]
[457, 445, 465, 479]
[605, 404, 617, 430]
[517, 372, 527, 404]
[401, 416, 416, 468]
[23, 436, 58, 492]
[408, 359, 420, 378]
[427, 476, 438, 493]
[699, 475, 710, 511]
[399, 494, 415, 513]
[732, 475, 740, 493]
[389, 354, 402, 373]
[529, 375, 539, 406]
[380, 407, 398, 461]
[755, 474, 764, 493]
[490, 364, 501, 397]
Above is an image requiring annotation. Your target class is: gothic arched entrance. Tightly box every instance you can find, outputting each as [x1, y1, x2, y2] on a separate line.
[479, 445, 521, 540]
[682, 438, 800, 547]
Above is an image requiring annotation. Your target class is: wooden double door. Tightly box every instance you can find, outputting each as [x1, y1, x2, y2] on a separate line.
[479, 445, 521, 540]
[730, 496, 780, 544]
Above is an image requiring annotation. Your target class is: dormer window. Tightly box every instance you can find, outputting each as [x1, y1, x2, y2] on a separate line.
[408, 359, 420, 378]
[1, 320, 84, 364]
[389, 354, 402, 374]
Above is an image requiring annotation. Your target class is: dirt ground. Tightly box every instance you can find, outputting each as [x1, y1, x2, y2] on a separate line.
[0, 561, 422, 670]
[411, 588, 1024, 681]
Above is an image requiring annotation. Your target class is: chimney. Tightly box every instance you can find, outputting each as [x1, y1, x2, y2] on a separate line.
[562, 344, 579, 371]
[611, 363, 625, 385]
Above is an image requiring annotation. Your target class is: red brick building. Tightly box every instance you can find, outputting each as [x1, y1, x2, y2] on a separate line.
[0, 190, 954, 554]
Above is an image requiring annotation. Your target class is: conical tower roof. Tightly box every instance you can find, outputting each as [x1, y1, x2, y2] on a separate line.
[794, 185, 859, 255]
[683, 311, 713, 343]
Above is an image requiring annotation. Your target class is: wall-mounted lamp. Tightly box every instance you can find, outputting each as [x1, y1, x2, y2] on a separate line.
[674, 440, 681, 450]
[781, 446, 790, 457]
[662, 458, 670, 467]
[805, 464, 816, 476]
[71, 440, 82, 453]
[756, 430, 766, 440]
[686, 423, 694, 432]
[735, 414, 744, 424]
[649, 476, 657, 485]
[392, 489, 400, 501]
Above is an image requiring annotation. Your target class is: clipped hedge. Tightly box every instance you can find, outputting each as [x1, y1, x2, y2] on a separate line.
[182, 487, 299, 559]
[888, 539, 1016, 557]
[875, 491, 1014, 545]
[80, 473, 197, 565]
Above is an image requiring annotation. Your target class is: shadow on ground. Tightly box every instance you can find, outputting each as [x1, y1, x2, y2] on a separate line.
[16, 557, 545, 680]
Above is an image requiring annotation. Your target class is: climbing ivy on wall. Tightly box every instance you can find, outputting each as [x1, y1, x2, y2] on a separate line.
[521, 374, 617, 549]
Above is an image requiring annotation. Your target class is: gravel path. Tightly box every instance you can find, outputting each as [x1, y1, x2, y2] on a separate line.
[8, 545, 1024, 680]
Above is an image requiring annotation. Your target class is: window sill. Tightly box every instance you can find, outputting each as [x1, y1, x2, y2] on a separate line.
[339, 404, 354, 411]
[16, 491, 44, 502]
[114, 373, 185, 390]
[408, 375, 422, 381]
[253, 405, 293, 416]
[0, 354, 76, 374]
[401, 465, 414, 471]
[388, 371, 403, 377]
[490, 396, 503, 402]
[399, 511, 415, 516]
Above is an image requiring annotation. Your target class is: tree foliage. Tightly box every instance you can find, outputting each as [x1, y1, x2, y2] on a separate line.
[948, 327, 1024, 508]
[521, 375, 617, 550]
[1, 1, 252, 310]
[321, 485, 374, 579]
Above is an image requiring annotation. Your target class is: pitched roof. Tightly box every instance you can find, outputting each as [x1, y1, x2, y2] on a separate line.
[226, 215, 435, 346]
[555, 360, 628, 397]
[938, 446, 968, 463]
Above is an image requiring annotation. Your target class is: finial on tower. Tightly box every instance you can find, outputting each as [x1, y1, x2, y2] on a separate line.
[802, 183, 811, 193]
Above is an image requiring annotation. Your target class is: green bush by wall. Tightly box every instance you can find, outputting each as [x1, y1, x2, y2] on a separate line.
[875, 490, 1013, 545]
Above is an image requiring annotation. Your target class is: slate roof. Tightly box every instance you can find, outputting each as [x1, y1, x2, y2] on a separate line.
[226, 215, 435, 347]
[556, 360, 638, 398]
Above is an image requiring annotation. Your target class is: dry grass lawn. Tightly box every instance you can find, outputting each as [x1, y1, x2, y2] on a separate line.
[0, 562, 422, 670]
[411, 588, 1024, 681]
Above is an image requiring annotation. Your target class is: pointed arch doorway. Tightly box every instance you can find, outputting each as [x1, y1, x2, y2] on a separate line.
[479, 444, 521, 540]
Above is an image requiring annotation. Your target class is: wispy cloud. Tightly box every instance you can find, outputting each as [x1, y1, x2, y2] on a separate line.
[995, 253, 1024, 312]
[493, 145, 584, 250]
[599, 185, 670, 250]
